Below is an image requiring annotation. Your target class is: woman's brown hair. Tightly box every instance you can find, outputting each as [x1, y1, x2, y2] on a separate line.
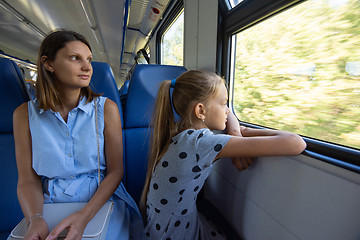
[36, 29, 100, 111]
[140, 70, 224, 216]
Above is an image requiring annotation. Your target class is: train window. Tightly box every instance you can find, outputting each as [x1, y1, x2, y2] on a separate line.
[161, 11, 184, 65]
[135, 49, 150, 64]
[231, 0, 360, 149]
[226, 0, 245, 9]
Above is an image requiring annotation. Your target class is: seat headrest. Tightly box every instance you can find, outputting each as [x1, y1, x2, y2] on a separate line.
[124, 64, 187, 128]
[0, 58, 30, 133]
[119, 79, 129, 96]
[90, 62, 123, 121]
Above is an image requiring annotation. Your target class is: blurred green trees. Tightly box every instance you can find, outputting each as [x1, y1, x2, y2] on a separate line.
[233, 0, 360, 149]
[161, 12, 184, 65]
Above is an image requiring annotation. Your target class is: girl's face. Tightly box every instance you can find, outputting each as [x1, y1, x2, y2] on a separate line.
[49, 40, 93, 91]
[204, 83, 230, 131]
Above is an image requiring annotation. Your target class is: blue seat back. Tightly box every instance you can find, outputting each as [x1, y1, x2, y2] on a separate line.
[119, 79, 129, 96]
[123, 64, 187, 203]
[90, 62, 126, 185]
[0, 58, 29, 233]
[119, 79, 130, 115]
[91, 62, 123, 123]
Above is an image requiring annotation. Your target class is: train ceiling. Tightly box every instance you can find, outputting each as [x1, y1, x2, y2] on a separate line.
[0, 0, 171, 86]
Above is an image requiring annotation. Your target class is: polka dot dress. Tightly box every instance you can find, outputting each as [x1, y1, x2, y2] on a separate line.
[145, 129, 231, 240]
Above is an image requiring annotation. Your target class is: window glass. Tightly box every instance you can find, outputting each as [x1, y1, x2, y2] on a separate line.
[136, 48, 150, 64]
[232, 0, 360, 149]
[161, 11, 184, 65]
[227, 0, 244, 9]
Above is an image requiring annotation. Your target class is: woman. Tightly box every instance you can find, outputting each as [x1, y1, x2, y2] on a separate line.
[13, 29, 144, 240]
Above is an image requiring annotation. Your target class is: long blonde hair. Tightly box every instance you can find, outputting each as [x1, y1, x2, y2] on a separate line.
[140, 70, 224, 215]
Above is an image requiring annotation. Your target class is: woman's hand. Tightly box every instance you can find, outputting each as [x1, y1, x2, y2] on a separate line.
[45, 211, 89, 240]
[24, 217, 49, 240]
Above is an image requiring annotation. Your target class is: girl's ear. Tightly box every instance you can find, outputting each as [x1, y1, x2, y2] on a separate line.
[41, 56, 54, 72]
[194, 102, 206, 121]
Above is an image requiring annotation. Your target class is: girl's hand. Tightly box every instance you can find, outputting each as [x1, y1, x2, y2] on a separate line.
[24, 217, 49, 240]
[45, 211, 89, 240]
[231, 156, 255, 171]
[226, 113, 255, 170]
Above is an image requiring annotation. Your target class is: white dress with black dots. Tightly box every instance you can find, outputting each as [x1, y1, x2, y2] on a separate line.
[145, 128, 231, 240]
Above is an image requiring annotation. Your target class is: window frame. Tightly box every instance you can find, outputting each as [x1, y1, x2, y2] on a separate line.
[218, 0, 360, 173]
[155, 0, 184, 64]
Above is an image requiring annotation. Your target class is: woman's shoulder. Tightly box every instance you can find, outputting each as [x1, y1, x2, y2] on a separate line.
[103, 97, 119, 112]
[13, 101, 35, 127]
[93, 96, 116, 108]
[13, 102, 28, 118]
[102, 97, 122, 126]
[91, 96, 107, 105]
[98, 96, 108, 101]
[15, 99, 39, 114]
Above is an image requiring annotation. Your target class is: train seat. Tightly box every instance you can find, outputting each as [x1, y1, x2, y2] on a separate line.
[0, 58, 30, 239]
[90, 61, 126, 185]
[91, 62, 124, 123]
[123, 64, 187, 203]
[119, 79, 129, 114]
[119, 79, 129, 96]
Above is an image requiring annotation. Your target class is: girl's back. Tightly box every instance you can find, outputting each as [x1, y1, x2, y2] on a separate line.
[145, 128, 230, 239]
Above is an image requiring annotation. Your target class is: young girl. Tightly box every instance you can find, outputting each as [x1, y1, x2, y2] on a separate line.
[141, 70, 306, 239]
[13, 30, 144, 240]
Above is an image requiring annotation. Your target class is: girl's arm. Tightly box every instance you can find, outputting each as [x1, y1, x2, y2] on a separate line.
[13, 103, 49, 239]
[218, 123, 306, 159]
[226, 111, 242, 136]
[225, 112, 254, 170]
[47, 99, 123, 240]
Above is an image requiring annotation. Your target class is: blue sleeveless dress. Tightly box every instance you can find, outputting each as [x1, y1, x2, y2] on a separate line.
[28, 96, 145, 240]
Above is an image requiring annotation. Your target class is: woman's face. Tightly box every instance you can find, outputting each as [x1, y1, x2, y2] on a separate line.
[49, 40, 93, 91]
